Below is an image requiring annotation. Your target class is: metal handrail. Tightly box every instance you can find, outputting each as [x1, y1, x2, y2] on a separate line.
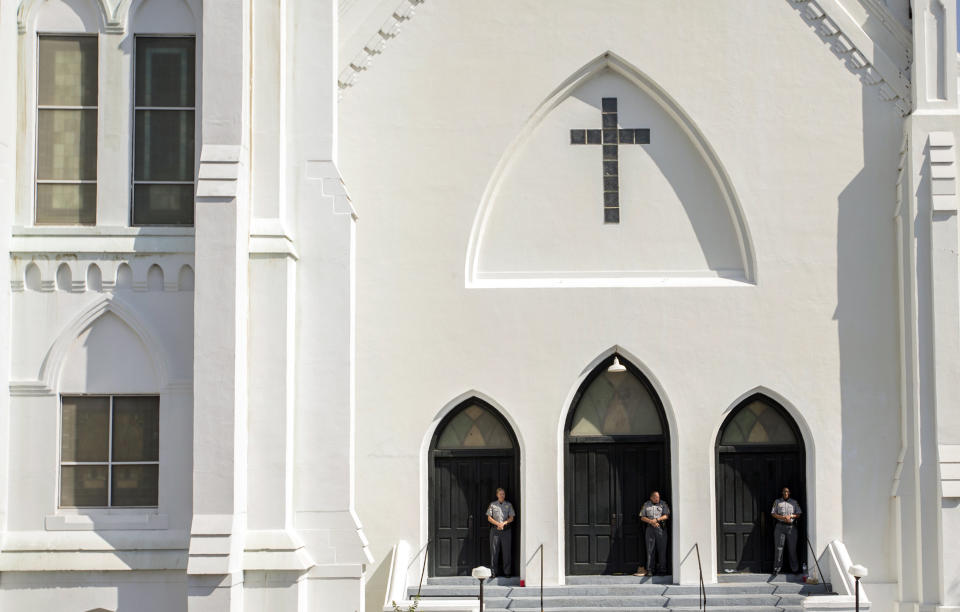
[410, 539, 430, 599]
[536, 543, 544, 612]
[805, 537, 835, 594]
[694, 542, 706, 611]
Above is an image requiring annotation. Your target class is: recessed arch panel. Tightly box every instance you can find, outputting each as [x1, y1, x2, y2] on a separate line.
[564, 354, 671, 575]
[715, 393, 806, 573]
[466, 51, 755, 288]
[429, 398, 520, 577]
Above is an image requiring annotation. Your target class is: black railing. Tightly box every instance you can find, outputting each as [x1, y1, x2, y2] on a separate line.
[805, 537, 835, 594]
[536, 543, 544, 612]
[694, 542, 706, 611]
[413, 539, 430, 599]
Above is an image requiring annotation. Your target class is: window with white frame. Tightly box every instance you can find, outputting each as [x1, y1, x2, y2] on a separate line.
[132, 36, 196, 226]
[35, 35, 98, 225]
[60, 395, 159, 508]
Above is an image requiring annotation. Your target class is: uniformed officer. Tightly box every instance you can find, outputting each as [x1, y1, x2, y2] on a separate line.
[486, 487, 516, 578]
[771, 486, 802, 576]
[638, 490, 670, 576]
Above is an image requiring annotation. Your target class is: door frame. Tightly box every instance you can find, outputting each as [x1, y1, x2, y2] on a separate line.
[563, 356, 671, 575]
[714, 394, 806, 573]
[428, 398, 521, 577]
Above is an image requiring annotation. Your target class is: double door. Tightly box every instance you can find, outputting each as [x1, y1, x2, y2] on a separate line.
[716, 449, 804, 572]
[567, 441, 668, 575]
[430, 452, 518, 576]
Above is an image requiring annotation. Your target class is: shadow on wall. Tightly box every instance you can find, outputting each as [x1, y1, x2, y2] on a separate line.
[571, 80, 741, 274]
[835, 70, 901, 575]
[368, 544, 395, 610]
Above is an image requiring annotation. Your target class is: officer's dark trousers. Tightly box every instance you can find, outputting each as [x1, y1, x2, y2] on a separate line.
[644, 526, 667, 574]
[490, 527, 512, 576]
[773, 522, 799, 573]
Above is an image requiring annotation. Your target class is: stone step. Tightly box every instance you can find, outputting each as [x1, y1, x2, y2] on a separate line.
[505, 595, 669, 608]
[667, 594, 806, 607]
[410, 585, 671, 598]
[426, 576, 522, 586]
[671, 607, 803, 612]
[566, 575, 674, 585]
[486, 609, 803, 612]
[408, 585, 516, 597]
[717, 573, 807, 583]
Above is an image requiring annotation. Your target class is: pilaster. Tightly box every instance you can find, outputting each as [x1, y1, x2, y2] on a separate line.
[287, 0, 371, 608]
[189, 0, 251, 608]
[898, 2, 960, 609]
[0, 0, 17, 539]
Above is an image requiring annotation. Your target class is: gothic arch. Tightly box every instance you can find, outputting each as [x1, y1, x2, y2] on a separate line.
[712, 389, 812, 574]
[37, 296, 171, 392]
[419, 390, 526, 567]
[556, 347, 677, 577]
[465, 51, 756, 288]
[424, 393, 523, 576]
[17, 0, 109, 33]
[121, 0, 200, 34]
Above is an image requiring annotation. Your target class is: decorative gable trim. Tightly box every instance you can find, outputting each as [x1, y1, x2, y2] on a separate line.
[929, 132, 957, 212]
[338, 0, 424, 91]
[941, 445, 960, 497]
[789, 0, 912, 115]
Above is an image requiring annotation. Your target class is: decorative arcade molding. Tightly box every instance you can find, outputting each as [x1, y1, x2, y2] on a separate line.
[337, 0, 425, 91]
[788, 0, 912, 115]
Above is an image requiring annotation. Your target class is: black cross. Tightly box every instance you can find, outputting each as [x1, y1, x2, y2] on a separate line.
[570, 97, 650, 223]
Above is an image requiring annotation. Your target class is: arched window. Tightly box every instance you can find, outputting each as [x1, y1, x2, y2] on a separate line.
[564, 355, 670, 576]
[435, 402, 514, 449]
[429, 399, 519, 577]
[715, 394, 805, 573]
[719, 398, 799, 445]
[569, 368, 663, 437]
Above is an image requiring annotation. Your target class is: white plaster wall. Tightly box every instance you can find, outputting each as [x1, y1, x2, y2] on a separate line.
[340, 1, 902, 609]
[6, 287, 194, 535]
[0, 570, 188, 611]
[478, 69, 746, 279]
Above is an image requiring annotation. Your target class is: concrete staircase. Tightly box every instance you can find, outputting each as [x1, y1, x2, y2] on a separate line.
[407, 574, 833, 611]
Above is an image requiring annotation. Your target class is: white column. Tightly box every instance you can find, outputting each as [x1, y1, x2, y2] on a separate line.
[0, 0, 17, 539]
[242, 0, 313, 603]
[188, 0, 251, 608]
[287, 0, 371, 608]
[898, 3, 960, 611]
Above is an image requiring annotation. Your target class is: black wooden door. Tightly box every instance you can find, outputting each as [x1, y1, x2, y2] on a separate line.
[568, 442, 669, 574]
[431, 453, 518, 576]
[717, 450, 803, 572]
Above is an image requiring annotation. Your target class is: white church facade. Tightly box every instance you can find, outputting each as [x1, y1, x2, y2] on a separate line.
[1, 1, 959, 611]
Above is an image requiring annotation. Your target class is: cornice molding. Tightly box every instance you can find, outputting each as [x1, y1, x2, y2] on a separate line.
[338, 0, 424, 91]
[339, 1, 914, 115]
[789, 0, 912, 115]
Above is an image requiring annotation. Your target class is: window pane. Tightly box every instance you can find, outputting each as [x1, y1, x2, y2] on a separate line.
[569, 370, 663, 436]
[134, 110, 195, 181]
[61, 396, 109, 462]
[135, 38, 195, 108]
[60, 465, 108, 507]
[720, 400, 799, 445]
[436, 404, 513, 449]
[111, 465, 158, 507]
[36, 183, 96, 225]
[112, 396, 159, 462]
[37, 109, 97, 180]
[38, 36, 97, 107]
[133, 184, 194, 225]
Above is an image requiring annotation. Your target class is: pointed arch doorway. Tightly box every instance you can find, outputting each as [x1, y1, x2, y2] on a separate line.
[429, 399, 520, 576]
[716, 395, 806, 573]
[565, 356, 671, 575]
